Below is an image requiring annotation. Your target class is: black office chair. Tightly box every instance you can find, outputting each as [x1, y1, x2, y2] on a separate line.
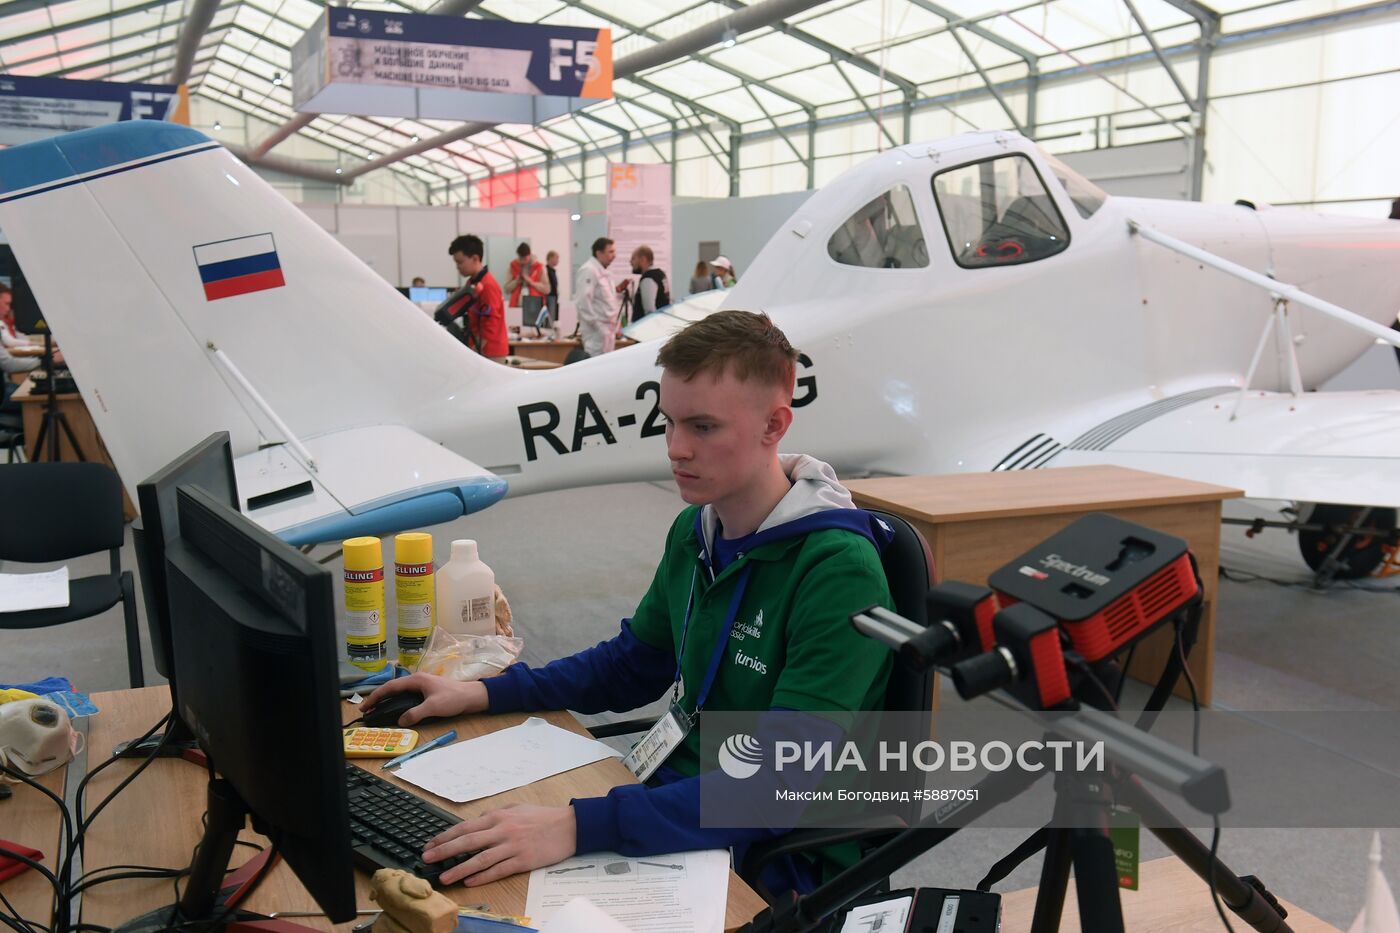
[0, 413, 23, 463]
[0, 462, 144, 687]
[737, 508, 937, 902]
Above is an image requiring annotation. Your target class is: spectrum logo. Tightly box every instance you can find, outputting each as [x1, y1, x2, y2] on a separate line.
[718, 734, 764, 779]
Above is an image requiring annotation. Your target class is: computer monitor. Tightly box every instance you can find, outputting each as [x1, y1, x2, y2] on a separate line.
[124, 484, 356, 927]
[410, 286, 449, 303]
[118, 432, 238, 757]
[520, 295, 551, 334]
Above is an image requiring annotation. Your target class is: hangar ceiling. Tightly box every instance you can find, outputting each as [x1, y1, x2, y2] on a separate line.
[0, 0, 1389, 199]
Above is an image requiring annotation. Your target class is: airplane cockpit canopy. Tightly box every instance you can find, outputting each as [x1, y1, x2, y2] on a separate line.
[932, 154, 1072, 268]
[827, 184, 929, 270]
[1040, 152, 1110, 220]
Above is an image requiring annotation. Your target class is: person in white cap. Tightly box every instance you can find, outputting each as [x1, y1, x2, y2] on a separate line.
[709, 256, 737, 290]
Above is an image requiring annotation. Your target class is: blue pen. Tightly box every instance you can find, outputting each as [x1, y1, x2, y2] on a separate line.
[382, 729, 458, 771]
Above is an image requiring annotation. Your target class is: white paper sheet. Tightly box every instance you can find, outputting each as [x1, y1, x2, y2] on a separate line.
[0, 567, 69, 612]
[537, 897, 636, 932]
[838, 894, 913, 932]
[394, 716, 621, 804]
[526, 850, 729, 933]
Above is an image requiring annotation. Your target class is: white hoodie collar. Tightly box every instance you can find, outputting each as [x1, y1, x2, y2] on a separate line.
[699, 453, 854, 555]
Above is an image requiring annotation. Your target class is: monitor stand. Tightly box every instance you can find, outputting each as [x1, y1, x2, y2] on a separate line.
[113, 779, 314, 933]
[113, 709, 201, 759]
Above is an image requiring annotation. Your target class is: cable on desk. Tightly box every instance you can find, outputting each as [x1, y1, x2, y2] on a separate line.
[57, 710, 174, 931]
[0, 888, 49, 933]
[0, 764, 71, 933]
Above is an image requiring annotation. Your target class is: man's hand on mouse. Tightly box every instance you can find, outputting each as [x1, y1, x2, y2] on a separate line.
[423, 803, 578, 886]
[362, 673, 488, 726]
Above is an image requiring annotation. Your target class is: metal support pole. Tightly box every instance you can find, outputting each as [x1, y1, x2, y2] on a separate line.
[1190, 20, 1219, 201]
[806, 113, 816, 189]
[1026, 68, 1040, 137]
[729, 128, 741, 197]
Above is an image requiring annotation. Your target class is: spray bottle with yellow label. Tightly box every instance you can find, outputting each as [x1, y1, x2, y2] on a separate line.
[394, 532, 436, 669]
[343, 537, 387, 672]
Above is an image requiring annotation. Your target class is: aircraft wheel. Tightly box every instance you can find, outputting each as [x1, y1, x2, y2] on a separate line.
[1297, 504, 1398, 578]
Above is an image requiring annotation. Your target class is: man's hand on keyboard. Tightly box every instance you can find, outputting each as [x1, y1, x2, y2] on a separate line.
[422, 803, 578, 886]
[363, 672, 488, 726]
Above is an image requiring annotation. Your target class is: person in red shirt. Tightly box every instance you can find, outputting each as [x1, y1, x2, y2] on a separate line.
[447, 234, 508, 360]
[505, 242, 548, 312]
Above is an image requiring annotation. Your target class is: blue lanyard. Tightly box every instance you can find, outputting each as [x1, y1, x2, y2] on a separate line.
[672, 562, 753, 717]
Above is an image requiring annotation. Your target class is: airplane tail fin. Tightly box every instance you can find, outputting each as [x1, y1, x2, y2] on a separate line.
[0, 121, 509, 495]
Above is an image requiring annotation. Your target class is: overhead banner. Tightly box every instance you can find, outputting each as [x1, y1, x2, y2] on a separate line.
[292, 10, 611, 123]
[477, 167, 539, 209]
[0, 75, 184, 145]
[607, 163, 672, 316]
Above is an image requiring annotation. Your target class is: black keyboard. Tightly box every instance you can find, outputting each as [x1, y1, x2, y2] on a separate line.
[344, 762, 475, 884]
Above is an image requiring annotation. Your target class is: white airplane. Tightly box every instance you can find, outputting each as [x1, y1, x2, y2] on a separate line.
[2, 121, 1398, 576]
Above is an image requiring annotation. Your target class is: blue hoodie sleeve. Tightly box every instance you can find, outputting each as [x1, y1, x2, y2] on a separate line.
[483, 620, 676, 715]
[570, 710, 844, 855]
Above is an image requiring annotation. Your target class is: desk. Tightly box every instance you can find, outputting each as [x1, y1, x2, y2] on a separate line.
[78, 687, 768, 931]
[846, 467, 1242, 705]
[509, 336, 580, 365]
[12, 374, 136, 519]
[3, 767, 66, 925]
[509, 336, 637, 365]
[1000, 857, 1336, 932]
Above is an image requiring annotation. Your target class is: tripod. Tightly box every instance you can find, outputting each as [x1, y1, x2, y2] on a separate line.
[741, 607, 1292, 933]
[28, 332, 86, 462]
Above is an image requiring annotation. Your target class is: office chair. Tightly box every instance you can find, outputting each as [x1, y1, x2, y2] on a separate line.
[0, 413, 23, 463]
[0, 462, 144, 687]
[737, 508, 937, 902]
[585, 509, 938, 904]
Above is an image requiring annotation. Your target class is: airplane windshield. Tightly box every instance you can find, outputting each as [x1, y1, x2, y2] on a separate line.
[827, 185, 928, 269]
[932, 155, 1070, 268]
[1041, 153, 1108, 219]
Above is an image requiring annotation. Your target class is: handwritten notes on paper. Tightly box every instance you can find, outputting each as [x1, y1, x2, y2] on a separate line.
[394, 716, 621, 803]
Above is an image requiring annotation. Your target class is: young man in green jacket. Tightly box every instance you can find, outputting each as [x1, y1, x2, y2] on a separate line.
[366, 310, 895, 894]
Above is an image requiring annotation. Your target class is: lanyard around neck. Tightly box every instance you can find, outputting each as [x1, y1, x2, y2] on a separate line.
[671, 562, 753, 716]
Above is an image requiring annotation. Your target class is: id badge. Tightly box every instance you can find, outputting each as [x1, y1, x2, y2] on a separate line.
[622, 702, 691, 782]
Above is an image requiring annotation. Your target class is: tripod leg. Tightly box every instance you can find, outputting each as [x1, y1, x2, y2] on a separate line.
[30, 416, 49, 462]
[55, 410, 86, 461]
[1116, 778, 1292, 933]
[1030, 829, 1073, 933]
[1069, 823, 1125, 933]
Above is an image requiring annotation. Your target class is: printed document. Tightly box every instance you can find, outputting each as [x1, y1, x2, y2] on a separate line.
[395, 716, 621, 803]
[0, 567, 69, 612]
[526, 849, 729, 933]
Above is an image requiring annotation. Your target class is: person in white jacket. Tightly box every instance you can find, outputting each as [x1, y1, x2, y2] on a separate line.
[575, 237, 621, 358]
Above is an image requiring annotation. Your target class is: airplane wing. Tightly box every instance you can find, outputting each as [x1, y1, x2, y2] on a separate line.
[1042, 388, 1400, 508]
[236, 425, 507, 546]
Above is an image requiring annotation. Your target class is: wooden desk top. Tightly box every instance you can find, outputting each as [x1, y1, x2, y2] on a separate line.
[80, 687, 766, 931]
[1000, 857, 1337, 932]
[846, 466, 1242, 524]
[11, 374, 79, 403]
[3, 766, 66, 926]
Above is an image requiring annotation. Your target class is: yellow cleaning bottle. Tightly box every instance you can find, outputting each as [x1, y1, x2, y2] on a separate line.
[394, 532, 435, 669]
[343, 537, 387, 672]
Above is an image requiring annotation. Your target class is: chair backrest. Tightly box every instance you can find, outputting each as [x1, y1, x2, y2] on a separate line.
[866, 509, 938, 718]
[0, 462, 126, 563]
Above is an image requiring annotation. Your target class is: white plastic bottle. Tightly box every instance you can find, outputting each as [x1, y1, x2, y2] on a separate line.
[436, 539, 496, 637]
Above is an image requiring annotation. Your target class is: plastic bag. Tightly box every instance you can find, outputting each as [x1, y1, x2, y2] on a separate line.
[417, 627, 523, 682]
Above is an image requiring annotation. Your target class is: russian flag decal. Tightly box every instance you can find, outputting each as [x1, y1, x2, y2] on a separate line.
[194, 233, 285, 300]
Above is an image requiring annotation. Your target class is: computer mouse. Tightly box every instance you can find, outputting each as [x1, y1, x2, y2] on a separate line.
[360, 691, 428, 728]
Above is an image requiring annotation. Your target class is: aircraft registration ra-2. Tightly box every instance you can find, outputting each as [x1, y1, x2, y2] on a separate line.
[1, 122, 1396, 575]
